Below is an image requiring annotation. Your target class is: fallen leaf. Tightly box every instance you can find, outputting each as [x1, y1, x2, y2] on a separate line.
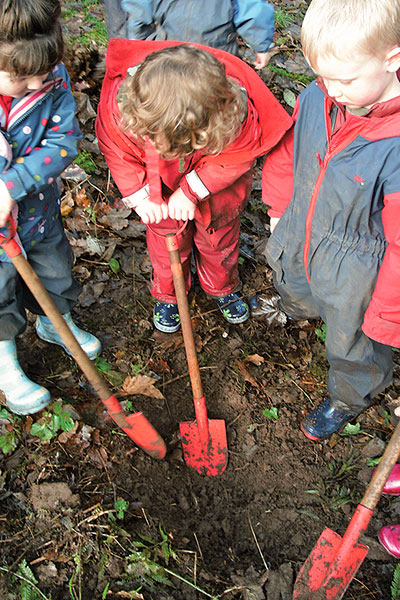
[122, 374, 164, 399]
[244, 354, 265, 366]
[60, 190, 75, 217]
[235, 359, 259, 387]
[58, 421, 79, 444]
[98, 208, 131, 231]
[74, 186, 91, 208]
[147, 358, 171, 374]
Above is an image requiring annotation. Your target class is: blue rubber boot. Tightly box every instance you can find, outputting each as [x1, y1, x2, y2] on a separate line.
[216, 292, 249, 324]
[36, 313, 101, 360]
[153, 302, 180, 333]
[301, 398, 361, 441]
[0, 340, 50, 415]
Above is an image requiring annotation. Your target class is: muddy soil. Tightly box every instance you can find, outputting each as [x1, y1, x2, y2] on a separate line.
[0, 3, 399, 599]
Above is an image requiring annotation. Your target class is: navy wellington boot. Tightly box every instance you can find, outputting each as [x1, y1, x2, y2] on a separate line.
[301, 398, 361, 441]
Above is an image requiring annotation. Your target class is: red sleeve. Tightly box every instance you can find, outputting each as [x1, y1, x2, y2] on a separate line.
[182, 98, 262, 199]
[362, 191, 400, 347]
[261, 100, 298, 218]
[95, 82, 147, 197]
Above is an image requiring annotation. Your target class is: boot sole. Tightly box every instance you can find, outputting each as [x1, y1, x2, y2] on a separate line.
[153, 321, 181, 333]
[300, 423, 346, 441]
[6, 391, 51, 415]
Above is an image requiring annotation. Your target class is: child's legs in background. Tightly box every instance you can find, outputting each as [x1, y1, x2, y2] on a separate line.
[267, 244, 392, 414]
[102, 0, 129, 38]
[18, 217, 81, 317]
[193, 216, 241, 297]
[147, 218, 194, 302]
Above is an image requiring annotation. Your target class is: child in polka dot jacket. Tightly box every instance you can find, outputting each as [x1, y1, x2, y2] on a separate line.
[0, 0, 101, 416]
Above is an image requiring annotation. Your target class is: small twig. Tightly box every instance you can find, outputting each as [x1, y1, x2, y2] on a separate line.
[193, 532, 203, 560]
[217, 586, 247, 598]
[227, 408, 247, 428]
[289, 377, 314, 403]
[86, 178, 106, 197]
[77, 509, 116, 527]
[97, 448, 113, 485]
[248, 512, 269, 572]
[132, 246, 136, 306]
[351, 577, 377, 598]
[141, 507, 151, 528]
[0, 565, 51, 600]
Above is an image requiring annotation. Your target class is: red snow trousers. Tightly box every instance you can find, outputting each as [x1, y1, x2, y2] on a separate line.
[147, 215, 242, 303]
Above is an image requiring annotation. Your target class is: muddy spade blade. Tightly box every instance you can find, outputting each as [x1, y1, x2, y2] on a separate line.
[180, 422, 227, 476]
[180, 393, 227, 475]
[103, 396, 167, 460]
[165, 233, 228, 475]
[293, 524, 369, 600]
[294, 416, 400, 600]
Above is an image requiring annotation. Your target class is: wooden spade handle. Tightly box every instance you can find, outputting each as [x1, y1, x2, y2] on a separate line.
[165, 233, 203, 400]
[361, 417, 400, 510]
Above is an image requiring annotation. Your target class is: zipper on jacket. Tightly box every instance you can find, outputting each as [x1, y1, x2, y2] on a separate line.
[302, 122, 366, 282]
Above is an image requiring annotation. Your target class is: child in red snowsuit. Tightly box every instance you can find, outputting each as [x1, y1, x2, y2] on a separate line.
[96, 40, 291, 332]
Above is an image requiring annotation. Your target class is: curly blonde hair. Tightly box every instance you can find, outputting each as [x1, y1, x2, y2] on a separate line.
[118, 44, 246, 158]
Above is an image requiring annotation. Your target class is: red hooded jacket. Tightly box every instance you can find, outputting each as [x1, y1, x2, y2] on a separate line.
[95, 39, 292, 229]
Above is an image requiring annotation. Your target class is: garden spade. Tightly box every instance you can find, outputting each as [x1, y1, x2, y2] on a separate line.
[165, 233, 227, 476]
[0, 217, 166, 460]
[293, 416, 400, 600]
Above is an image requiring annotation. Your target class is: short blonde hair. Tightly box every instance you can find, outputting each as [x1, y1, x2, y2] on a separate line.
[118, 44, 246, 158]
[301, 0, 400, 67]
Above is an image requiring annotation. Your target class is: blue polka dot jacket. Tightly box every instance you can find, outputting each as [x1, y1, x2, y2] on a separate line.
[0, 63, 82, 260]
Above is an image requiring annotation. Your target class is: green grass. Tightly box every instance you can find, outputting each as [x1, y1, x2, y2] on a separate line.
[62, 0, 108, 47]
[267, 64, 315, 86]
[274, 6, 296, 29]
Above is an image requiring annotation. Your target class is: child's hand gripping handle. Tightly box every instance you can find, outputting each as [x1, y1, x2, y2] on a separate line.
[0, 215, 22, 258]
[0, 216, 166, 459]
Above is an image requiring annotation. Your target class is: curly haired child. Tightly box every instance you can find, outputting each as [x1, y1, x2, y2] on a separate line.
[96, 40, 291, 333]
[0, 0, 101, 415]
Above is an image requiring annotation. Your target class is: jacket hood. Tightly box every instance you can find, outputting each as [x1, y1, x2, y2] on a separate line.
[104, 38, 292, 160]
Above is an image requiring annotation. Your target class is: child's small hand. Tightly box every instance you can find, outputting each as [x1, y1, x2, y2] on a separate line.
[0, 179, 15, 227]
[254, 51, 272, 70]
[168, 188, 196, 221]
[135, 199, 168, 224]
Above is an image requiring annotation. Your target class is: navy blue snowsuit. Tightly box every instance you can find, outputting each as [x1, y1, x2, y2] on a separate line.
[262, 79, 400, 414]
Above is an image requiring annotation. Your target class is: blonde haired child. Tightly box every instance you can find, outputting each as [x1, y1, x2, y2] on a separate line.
[262, 0, 400, 440]
[96, 40, 291, 333]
